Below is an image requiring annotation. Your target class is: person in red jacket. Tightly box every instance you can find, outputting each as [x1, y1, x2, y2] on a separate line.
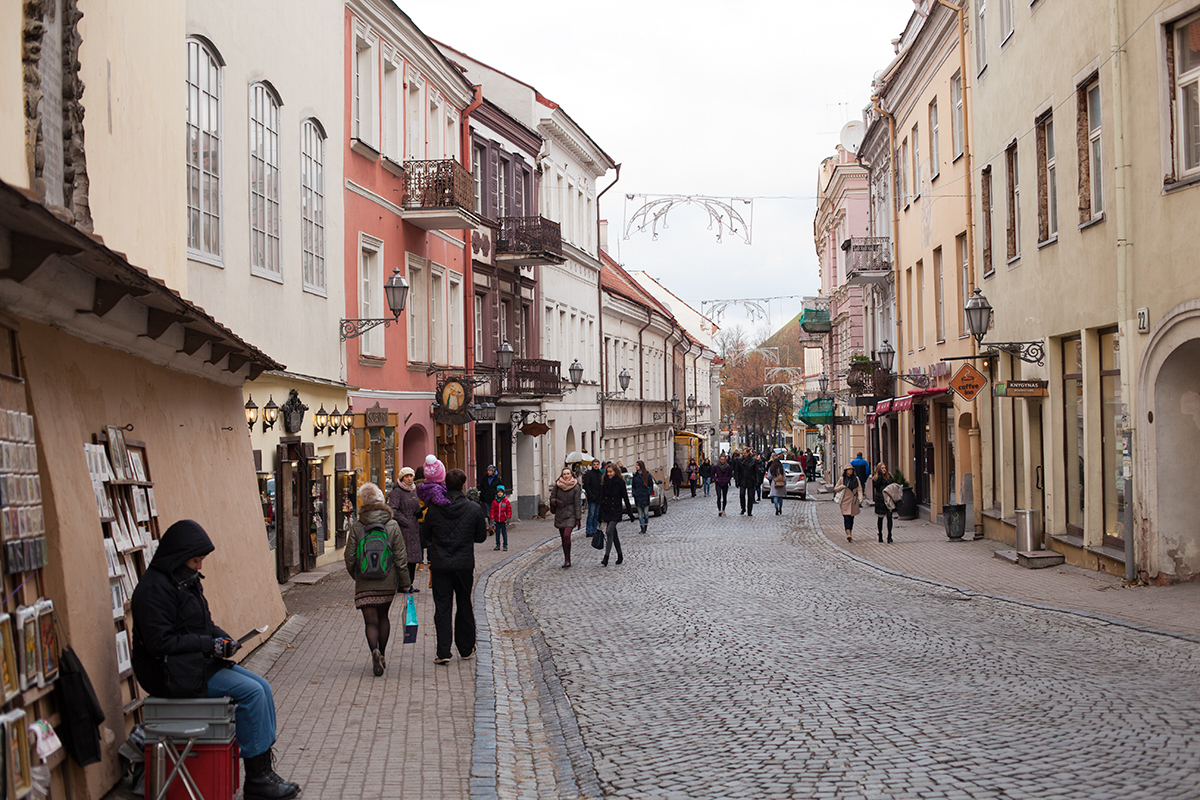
[490, 486, 512, 551]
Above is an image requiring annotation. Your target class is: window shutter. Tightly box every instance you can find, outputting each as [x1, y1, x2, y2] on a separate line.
[489, 145, 500, 219]
[513, 158, 526, 217]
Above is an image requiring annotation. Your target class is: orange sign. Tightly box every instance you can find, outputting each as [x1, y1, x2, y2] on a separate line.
[949, 362, 988, 402]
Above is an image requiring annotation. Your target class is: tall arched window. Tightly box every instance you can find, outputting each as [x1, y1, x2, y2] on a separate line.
[186, 38, 222, 259]
[250, 82, 282, 278]
[301, 120, 326, 294]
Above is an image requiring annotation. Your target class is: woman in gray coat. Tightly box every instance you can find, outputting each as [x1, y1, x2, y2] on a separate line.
[345, 482, 412, 676]
[387, 466, 423, 589]
[550, 468, 582, 568]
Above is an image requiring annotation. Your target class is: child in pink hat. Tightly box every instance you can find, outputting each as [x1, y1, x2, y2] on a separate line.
[416, 454, 450, 507]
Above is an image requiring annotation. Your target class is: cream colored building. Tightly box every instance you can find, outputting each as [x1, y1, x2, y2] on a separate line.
[867, 1, 979, 523]
[968, 0, 1200, 580]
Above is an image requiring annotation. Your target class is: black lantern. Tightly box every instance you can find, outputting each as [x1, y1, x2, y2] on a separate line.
[245, 396, 259, 430]
[384, 268, 410, 318]
[617, 367, 631, 392]
[328, 406, 343, 436]
[568, 358, 584, 387]
[671, 394, 681, 412]
[687, 394, 696, 410]
[964, 288, 993, 345]
[262, 395, 280, 433]
[497, 339, 515, 371]
[817, 374, 829, 394]
[313, 405, 329, 436]
[878, 340, 895, 372]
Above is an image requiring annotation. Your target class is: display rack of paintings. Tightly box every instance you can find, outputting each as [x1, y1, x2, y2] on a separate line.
[92, 428, 163, 725]
[334, 470, 357, 549]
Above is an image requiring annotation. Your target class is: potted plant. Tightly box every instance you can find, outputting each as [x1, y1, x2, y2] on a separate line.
[892, 468, 919, 520]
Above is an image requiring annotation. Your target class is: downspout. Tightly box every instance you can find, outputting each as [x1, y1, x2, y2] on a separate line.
[1110, 0, 1135, 580]
[596, 165, 622, 444]
[936, 0, 986, 539]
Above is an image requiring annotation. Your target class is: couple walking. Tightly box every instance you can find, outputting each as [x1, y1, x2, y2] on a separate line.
[835, 461, 900, 544]
[571, 459, 645, 566]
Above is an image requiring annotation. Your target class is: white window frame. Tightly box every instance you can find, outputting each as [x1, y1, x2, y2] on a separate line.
[186, 38, 222, 263]
[382, 57, 401, 160]
[976, 0, 989, 75]
[957, 232, 970, 338]
[430, 268, 445, 365]
[1087, 80, 1104, 214]
[406, 72, 423, 161]
[1006, 142, 1021, 262]
[249, 82, 282, 281]
[1173, 12, 1200, 177]
[472, 144, 485, 213]
[353, 32, 378, 148]
[929, 98, 940, 180]
[999, 0, 1014, 44]
[951, 72, 964, 160]
[912, 123, 921, 199]
[1037, 114, 1058, 241]
[407, 254, 427, 362]
[934, 247, 945, 343]
[301, 119, 326, 295]
[359, 235, 384, 358]
[427, 94, 442, 160]
[474, 294, 484, 365]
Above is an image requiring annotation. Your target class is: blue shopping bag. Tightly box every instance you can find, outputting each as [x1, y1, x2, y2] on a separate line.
[403, 594, 418, 644]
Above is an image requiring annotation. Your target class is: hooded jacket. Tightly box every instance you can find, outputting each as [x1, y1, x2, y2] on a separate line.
[345, 503, 411, 594]
[130, 520, 231, 698]
[420, 490, 488, 571]
[388, 482, 423, 564]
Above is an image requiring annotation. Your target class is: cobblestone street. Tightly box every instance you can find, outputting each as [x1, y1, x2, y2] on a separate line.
[501, 493, 1200, 799]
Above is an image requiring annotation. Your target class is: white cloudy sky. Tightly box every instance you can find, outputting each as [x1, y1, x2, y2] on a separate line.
[405, 0, 915, 339]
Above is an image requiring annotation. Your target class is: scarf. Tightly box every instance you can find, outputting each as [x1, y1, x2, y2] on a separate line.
[399, 481, 415, 493]
[556, 474, 578, 491]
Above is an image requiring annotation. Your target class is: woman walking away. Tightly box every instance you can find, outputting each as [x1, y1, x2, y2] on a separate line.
[712, 453, 734, 516]
[346, 482, 411, 676]
[631, 460, 654, 533]
[699, 457, 713, 496]
[599, 463, 635, 566]
[687, 459, 700, 497]
[387, 467, 423, 591]
[670, 462, 684, 498]
[873, 463, 899, 543]
[834, 466, 863, 543]
[767, 453, 787, 515]
[490, 486, 512, 551]
[550, 468, 581, 567]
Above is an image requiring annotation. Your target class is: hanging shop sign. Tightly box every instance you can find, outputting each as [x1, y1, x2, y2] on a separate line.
[432, 379, 473, 426]
[363, 402, 389, 428]
[994, 380, 1048, 397]
[949, 363, 988, 402]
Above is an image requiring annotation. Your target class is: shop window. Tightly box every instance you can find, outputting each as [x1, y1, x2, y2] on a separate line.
[1061, 337, 1084, 535]
[1099, 328, 1125, 547]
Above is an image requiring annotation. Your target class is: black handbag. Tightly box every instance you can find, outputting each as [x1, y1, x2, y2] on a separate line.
[163, 650, 207, 697]
[591, 529, 605, 550]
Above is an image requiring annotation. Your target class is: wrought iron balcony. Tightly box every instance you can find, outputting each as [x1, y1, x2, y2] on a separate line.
[496, 216, 565, 266]
[402, 159, 481, 231]
[845, 360, 893, 401]
[844, 237, 893, 286]
[498, 359, 564, 397]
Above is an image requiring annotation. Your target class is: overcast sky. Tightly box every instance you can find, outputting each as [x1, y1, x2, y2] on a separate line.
[405, 0, 915, 340]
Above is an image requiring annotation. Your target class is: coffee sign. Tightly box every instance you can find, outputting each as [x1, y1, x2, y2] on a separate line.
[949, 363, 988, 402]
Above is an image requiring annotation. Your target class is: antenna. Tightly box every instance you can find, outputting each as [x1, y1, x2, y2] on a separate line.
[839, 120, 865, 155]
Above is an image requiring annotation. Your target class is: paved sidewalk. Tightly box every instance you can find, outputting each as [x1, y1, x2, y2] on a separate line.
[264, 515, 557, 800]
[810, 487, 1200, 640]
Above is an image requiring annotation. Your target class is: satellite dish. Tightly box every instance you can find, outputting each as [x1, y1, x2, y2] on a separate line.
[839, 120, 865, 154]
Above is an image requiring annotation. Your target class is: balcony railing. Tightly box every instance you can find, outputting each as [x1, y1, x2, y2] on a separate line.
[846, 360, 892, 398]
[496, 216, 565, 265]
[403, 159, 475, 211]
[845, 237, 893, 285]
[481, 358, 563, 397]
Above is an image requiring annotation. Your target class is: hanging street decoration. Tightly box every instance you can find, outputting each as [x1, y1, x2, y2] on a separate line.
[624, 194, 753, 245]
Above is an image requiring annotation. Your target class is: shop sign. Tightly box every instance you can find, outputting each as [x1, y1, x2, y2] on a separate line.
[994, 380, 1048, 397]
[949, 363, 988, 402]
[364, 402, 389, 428]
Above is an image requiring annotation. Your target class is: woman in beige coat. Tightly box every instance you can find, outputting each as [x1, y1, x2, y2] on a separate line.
[834, 465, 863, 543]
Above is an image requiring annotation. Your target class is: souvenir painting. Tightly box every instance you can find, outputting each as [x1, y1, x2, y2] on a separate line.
[110, 506, 135, 552]
[132, 488, 150, 523]
[114, 630, 132, 675]
[110, 580, 125, 620]
[105, 426, 131, 482]
[128, 451, 147, 483]
[35, 601, 57, 686]
[14, 607, 37, 693]
[0, 614, 17, 703]
[1, 708, 31, 799]
[146, 486, 158, 518]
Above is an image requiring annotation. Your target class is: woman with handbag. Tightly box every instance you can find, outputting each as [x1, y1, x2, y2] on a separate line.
[631, 460, 654, 533]
[834, 466, 863, 542]
[550, 468, 581, 568]
[346, 482, 411, 676]
[599, 463, 635, 566]
[131, 520, 301, 800]
[872, 463, 898, 543]
[767, 454, 787, 515]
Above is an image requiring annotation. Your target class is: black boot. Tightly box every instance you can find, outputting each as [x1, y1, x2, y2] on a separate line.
[243, 750, 301, 800]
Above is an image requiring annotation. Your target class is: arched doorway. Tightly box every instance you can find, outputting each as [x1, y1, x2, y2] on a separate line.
[565, 425, 576, 458]
[402, 425, 427, 473]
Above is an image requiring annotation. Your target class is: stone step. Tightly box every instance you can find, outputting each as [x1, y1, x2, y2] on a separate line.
[993, 549, 1066, 569]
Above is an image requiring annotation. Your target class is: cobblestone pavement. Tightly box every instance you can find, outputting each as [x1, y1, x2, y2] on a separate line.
[503, 493, 1200, 799]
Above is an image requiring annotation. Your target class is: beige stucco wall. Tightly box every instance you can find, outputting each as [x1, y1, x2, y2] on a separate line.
[184, 0, 346, 383]
[24, 322, 286, 798]
[78, 0, 188, 287]
[0, 2, 27, 189]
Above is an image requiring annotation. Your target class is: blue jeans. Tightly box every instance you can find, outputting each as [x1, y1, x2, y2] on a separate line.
[703, 477, 711, 496]
[637, 504, 649, 528]
[586, 502, 600, 535]
[206, 664, 277, 758]
[494, 520, 508, 548]
[773, 496, 784, 512]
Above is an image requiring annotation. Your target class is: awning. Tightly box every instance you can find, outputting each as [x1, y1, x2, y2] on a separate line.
[673, 430, 703, 442]
[914, 387, 950, 398]
[865, 413, 877, 424]
[892, 395, 914, 412]
[875, 399, 893, 414]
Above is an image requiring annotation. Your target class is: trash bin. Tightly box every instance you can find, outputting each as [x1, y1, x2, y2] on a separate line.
[1015, 509, 1041, 551]
[942, 504, 966, 540]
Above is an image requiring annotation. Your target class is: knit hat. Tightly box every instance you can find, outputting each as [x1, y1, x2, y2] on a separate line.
[496, 485, 506, 494]
[423, 454, 446, 484]
[398, 466, 415, 480]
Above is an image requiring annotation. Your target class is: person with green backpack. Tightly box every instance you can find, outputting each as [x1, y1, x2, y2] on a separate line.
[345, 482, 411, 676]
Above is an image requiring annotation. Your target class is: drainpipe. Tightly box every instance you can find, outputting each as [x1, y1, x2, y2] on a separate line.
[935, 0, 986, 540]
[596, 165, 622, 445]
[1110, 0, 1136, 581]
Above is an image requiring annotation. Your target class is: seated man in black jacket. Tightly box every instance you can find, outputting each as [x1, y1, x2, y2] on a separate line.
[131, 520, 299, 800]
[420, 468, 489, 664]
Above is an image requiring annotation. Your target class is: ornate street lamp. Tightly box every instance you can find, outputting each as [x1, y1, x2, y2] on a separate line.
[261, 395, 279, 433]
[671, 394, 681, 412]
[878, 341, 895, 372]
[817, 374, 829, 395]
[568, 359, 585, 387]
[328, 406, 343, 436]
[245, 396, 259, 431]
[341, 268, 410, 340]
[599, 367, 631, 400]
[964, 288, 1045, 365]
[497, 339, 515, 371]
[313, 405, 329, 437]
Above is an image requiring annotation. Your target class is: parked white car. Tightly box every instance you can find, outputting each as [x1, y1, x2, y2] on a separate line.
[761, 460, 807, 500]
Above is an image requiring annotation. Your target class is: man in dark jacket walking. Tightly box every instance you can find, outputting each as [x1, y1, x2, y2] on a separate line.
[736, 450, 763, 516]
[420, 469, 488, 664]
[582, 459, 603, 538]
